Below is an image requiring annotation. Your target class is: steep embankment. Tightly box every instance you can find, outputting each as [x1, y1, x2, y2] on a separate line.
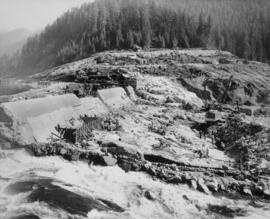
[35, 48, 270, 106]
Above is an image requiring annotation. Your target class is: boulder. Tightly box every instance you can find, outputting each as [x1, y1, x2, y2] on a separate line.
[197, 178, 211, 194]
[190, 179, 197, 190]
[102, 155, 117, 166]
[101, 140, 143, 160]
[118, 159, 133, 172]
[144, 190, 156, 201]
[65, 149, 81, 161]
[125, 86, 137, 101]
[242, 187, 253, 196]
[167, 175, 183, 184]
[183, 173, 192, 181]
[206, 179, 219, 192]
[254, 185, 263, 194]
[60, 148, 68, 155]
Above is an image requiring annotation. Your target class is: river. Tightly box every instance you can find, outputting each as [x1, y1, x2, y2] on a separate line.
[1, 146, 270, 219]
[0, 79, 31, 97]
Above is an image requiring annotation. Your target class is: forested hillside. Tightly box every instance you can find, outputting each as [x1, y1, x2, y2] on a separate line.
[1, 0, 270, 76]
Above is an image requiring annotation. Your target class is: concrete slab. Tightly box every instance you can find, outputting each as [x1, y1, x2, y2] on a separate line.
[97, 87, 132, 109]
[1, 94, 80, 122]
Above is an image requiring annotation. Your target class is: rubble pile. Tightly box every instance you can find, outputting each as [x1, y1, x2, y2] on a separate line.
[214, 114, 270, 172]
[236, 142, 263, 171]
[148, 120, 167, 135]
[101, 115, 121, 131]
[63, 83, 90, 97]
[215, 115, 263, 145]
[234, 130, 270, 172]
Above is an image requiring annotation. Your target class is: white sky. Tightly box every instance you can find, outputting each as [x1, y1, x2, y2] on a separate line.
[0, 0, 91, 31]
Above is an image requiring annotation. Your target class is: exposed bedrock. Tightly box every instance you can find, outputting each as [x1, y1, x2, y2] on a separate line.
[29, 140, 270, 201]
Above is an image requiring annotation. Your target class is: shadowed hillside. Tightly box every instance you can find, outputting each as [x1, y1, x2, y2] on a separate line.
[0, 28, 32, 56]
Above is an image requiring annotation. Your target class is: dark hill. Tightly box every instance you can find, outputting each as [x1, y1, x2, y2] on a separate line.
[1, 0, 270, 77]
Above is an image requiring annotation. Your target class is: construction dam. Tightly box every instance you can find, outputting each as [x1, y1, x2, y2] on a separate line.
[0, 87, 132, 145]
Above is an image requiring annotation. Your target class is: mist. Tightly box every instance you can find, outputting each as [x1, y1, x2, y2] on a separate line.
[0, 0, 91, 31]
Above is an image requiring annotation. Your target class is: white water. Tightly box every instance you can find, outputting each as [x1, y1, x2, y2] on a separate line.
[0, 148, 269, 219]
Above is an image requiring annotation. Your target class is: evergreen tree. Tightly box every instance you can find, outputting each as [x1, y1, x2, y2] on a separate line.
[116, 23, 124, 48]
[243, 33, 251, 60]
[141, 6, 151, 48]
[158, 34, 166, 48]
[1, 0, 270, 77]
[126, 30, 134, 48]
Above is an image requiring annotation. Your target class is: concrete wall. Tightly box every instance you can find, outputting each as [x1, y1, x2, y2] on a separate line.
[0, 87, 131, 145]
[0, 94, 81, 144]
[97, 87, 132, 109]
[1, 94, 80, 122]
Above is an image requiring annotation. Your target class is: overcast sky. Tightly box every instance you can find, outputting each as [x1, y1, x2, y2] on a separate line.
[0, 0, 91, 31]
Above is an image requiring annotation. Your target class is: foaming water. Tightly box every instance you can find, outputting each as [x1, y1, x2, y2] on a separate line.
[0, 148, 270, 219]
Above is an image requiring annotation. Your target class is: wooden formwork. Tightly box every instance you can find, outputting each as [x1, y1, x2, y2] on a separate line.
[59, 117, 102, 143]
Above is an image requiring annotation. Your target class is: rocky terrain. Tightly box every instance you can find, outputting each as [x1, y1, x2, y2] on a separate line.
[1, 48, 270, 219]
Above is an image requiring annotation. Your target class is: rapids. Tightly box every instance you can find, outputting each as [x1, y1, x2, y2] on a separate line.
[0, 147, 270, 219]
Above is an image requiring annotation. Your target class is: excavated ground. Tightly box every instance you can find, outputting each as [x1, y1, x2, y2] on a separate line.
[1, 49, 270, 218]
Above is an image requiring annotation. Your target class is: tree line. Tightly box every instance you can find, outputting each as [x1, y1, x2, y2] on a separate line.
[1, 0, 270, 76]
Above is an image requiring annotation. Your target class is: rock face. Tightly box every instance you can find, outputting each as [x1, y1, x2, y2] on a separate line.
[179, 77, 212, 101]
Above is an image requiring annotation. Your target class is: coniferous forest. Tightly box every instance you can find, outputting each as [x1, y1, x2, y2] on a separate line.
[1, 0, 270, 76]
